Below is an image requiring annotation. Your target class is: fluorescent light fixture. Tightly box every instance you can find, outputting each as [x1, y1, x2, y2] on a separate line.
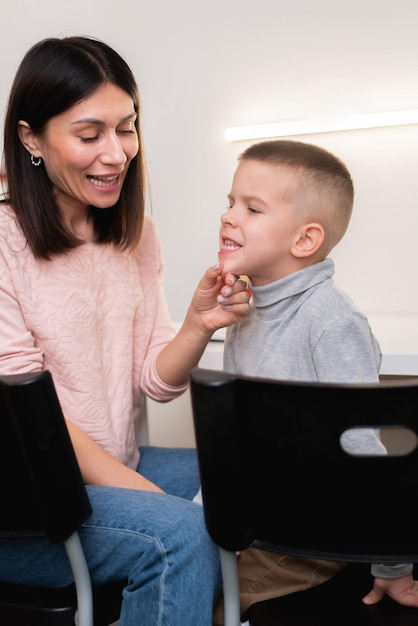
[225, 110, 418, 141]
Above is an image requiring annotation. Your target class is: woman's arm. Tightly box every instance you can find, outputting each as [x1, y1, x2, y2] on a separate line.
[65, 418, 164, 493]
[156, 263, 250, 387]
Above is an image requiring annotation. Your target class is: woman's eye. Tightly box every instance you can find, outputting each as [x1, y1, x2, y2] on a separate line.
[117, 122, 136, 135]
[80, 135, 99, 143]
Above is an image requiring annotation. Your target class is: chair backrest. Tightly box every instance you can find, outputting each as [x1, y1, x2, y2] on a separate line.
[0, 370, 92, 543]
[190, 367, 418, 563]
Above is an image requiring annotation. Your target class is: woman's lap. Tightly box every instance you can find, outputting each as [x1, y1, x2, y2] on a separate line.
[0, 447, 220, 626]
[137, 445, 200, 500]
[0, 447, 204, 587]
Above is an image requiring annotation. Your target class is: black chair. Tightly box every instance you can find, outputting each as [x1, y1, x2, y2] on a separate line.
[190, 367, 418, 626]
[0, 370, 126, 626]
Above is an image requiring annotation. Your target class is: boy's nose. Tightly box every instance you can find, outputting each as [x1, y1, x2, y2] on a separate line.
[221, 210, 235, 225]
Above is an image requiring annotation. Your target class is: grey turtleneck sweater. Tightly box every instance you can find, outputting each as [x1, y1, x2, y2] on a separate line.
[223, 257, 412, 579]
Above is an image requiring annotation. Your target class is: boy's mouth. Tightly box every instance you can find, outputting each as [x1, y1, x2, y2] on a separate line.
[221, 238, 242, 251]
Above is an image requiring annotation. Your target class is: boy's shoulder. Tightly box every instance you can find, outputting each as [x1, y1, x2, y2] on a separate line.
[301, 277, 369, 327]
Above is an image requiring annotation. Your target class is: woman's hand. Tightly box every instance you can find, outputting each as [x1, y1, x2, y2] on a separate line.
[187, 262, 252, 335]
[156, 263, 252, 387]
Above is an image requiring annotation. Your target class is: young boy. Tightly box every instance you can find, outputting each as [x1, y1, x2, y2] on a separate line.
[214, 139, 418, 621]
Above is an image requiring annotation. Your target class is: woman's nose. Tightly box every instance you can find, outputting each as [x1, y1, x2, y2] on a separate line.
[101, 133, 127, 165]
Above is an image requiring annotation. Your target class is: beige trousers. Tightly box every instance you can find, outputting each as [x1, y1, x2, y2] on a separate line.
[213, 547, 346, 624]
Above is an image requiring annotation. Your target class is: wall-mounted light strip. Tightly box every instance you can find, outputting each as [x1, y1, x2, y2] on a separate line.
[225, 110, 418, 142]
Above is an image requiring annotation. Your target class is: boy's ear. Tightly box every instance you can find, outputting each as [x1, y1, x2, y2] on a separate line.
[17, 120, 42, 156]
[291, 223, 325, 258]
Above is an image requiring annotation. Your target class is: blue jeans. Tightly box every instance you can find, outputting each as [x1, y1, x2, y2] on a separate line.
[0, 446, 221, 625]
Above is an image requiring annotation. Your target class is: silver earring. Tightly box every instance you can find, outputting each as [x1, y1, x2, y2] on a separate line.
[30, 155, 42, 167]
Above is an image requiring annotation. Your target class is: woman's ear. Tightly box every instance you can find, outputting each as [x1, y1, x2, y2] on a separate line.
[17, 120, 42, 157]
[291, 223, 325, 259]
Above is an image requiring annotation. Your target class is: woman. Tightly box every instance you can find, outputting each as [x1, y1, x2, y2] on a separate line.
[0, 36, 251, 625]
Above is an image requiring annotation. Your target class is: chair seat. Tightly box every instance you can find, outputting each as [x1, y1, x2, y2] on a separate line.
[0, 578, 126, 626]
[245, 562, 418, 626]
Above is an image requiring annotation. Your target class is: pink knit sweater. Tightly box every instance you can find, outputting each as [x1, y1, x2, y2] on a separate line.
[0, 206, 187, 469]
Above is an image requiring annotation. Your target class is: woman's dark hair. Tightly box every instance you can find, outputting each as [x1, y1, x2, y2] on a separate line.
[2, 36, 145, 259]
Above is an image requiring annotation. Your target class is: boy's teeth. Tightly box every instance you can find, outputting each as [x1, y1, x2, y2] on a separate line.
[224, 239, 241, 250]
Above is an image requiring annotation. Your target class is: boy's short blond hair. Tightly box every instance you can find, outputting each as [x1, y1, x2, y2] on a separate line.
[239, 140, 354, 256]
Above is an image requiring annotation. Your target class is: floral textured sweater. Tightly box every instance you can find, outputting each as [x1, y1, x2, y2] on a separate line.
[0, 205, 187, 469]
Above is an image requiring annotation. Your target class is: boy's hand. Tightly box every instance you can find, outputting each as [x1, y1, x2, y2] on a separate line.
[362, 574, 418, 608]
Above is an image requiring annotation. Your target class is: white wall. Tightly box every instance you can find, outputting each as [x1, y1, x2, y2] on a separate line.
[2, 0, 418, 324]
